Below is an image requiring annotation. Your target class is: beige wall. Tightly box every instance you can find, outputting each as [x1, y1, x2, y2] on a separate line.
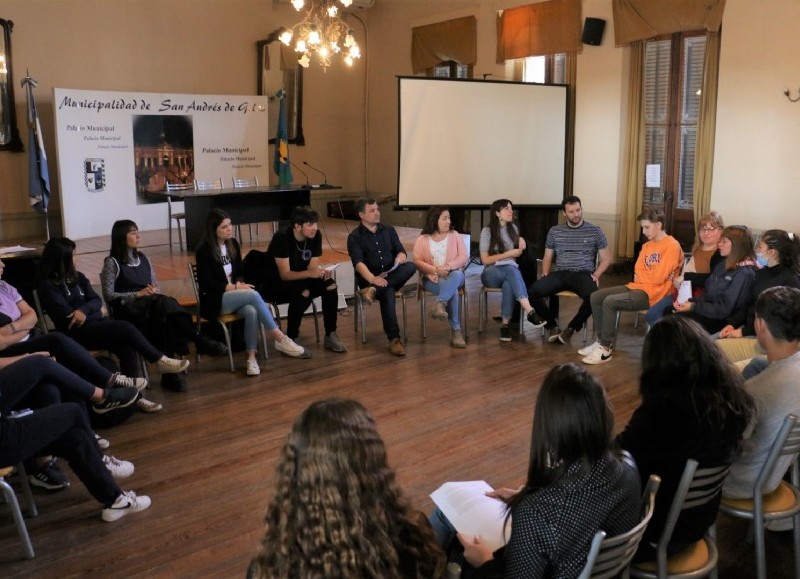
[1, 0, 796, 246]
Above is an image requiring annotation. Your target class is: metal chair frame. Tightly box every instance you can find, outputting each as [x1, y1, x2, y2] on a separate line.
[165, 181, 193, 252]
[353, 286, 409, 345]
[0, 464, 37, 559]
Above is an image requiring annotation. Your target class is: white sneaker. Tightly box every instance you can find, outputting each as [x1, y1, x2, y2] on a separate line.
[94, 432, 110, 450]
[577, 341, 601, 357]
[157, 356, 190, 374]
[102, 490, 151, 522]
[274, 336, 311, 358]
[582, 345, 613, 365]
[246, 358, 261, 376]
[102, 455, 134, 479]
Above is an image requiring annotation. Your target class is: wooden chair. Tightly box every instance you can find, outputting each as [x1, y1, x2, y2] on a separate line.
[718, 414, 800, 579]
[0, 464, 37, 559]
[232, 176, 260, 239]
[187, 263, 267, 372]
[165, 182, 193, 252]
[630, 460, 729, 578]
[579, 474, 661, 579]
[353, 285, 409, 345]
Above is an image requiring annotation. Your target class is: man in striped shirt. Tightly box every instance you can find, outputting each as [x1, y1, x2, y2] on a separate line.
[528, 196, 612, 344]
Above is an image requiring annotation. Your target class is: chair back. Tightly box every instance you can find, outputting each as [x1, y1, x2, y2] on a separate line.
[232, 176, 258, 188]
[755, 414, 800, 495]
[579, 475, 661, 579]
[165, 181, 193, 192]
[187, 262, 203, 318]
[31, 289, 52, 334]
[194, 178, 223, 190]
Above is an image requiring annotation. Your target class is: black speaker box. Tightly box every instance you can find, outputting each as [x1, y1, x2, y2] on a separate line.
[582, 17, 606, 46]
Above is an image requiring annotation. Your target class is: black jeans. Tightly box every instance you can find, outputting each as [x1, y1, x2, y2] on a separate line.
[67, 320, 162, 377]
[529, 270, 598, 331]
[358, 262, 416, 341]
[0, 403, 120, 506]
[261, 278, 339, 339]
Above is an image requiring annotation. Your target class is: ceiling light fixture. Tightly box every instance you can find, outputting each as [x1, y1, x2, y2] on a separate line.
[280, 0, 361, 70]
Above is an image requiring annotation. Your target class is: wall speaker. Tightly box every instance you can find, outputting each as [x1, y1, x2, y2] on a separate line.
[582, 17, 606, 46]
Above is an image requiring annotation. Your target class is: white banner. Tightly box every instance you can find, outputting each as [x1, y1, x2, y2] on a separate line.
[53, 88, 270, 240]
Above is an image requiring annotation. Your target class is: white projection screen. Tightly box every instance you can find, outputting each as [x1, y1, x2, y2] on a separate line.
[397, 77, 567, 208]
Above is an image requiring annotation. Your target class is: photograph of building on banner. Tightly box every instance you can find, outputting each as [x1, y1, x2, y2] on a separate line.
[52, 88, 270, 240]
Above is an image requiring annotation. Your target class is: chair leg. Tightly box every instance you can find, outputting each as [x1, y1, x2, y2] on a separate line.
[420, 291, 427, 340]
[0, 475, 35, 559]
[754, 513, 767, 579]
[401, 293, 408, 344]
[478, 289, 487, 333]
[312, 301, 320, 343]
[259, 323, 269, 362]
[168, 217, 173, 253]
[793, 512, 800, 579]
[176, 219, 184, 251]
[612, 310, 622, 350]
[462, 291, 469, 341]
[219, 322, 235, 372]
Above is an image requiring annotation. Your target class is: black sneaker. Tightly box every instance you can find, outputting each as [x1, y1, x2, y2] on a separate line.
[92, 387, 139, 414]
[499, 324, 512, 342]
[161, 372, 188, 392]
[526, 310, 547, 329]
[29, 459, 71, 491]
[196, 336, 228, 357]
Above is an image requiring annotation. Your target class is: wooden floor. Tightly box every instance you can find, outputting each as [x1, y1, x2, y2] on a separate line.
[0, 220, 794, 577]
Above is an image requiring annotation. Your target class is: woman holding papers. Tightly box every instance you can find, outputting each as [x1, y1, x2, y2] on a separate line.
[670, 225, 757, 334]
[413, 206, 468, 348]
[248, 398, 445, 579]
[645, 211, 725, 327]
[618, 316, 754, 561]
[479, 199, 537, 342]
[195, 209, 308, 376]
[434, 364, 640, 577]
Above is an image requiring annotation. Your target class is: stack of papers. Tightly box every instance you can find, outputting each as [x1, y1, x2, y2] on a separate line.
[430, 480, 511, 552]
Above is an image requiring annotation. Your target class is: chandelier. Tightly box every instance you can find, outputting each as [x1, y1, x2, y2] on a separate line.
[280, 0, 361, 69]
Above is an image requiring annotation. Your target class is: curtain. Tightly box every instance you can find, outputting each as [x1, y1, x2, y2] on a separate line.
[411, 16, 477, 73]
[563, 52, 577, 198]
[496, 0, 581, 62]
[617, 42, 645, 259]
[693, 31, 720, 226]
[613, 0, 725, 45]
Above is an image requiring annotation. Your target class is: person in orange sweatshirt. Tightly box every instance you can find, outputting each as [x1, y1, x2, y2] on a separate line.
[581, 208, 683, 364]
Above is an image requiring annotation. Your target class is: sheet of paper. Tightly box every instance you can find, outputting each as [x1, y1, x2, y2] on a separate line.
[645, 164, 661, 188]
[323, 263, 340, 273]
[430, 480, 511, 552]
[677, 280, 692, 304]
[493, 258, 519, 269]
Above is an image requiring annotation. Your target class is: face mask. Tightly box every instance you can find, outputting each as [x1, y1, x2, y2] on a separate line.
[755, 253, 769, 268]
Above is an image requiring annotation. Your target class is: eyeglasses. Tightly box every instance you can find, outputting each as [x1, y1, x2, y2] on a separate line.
[699, 226, 719, 232]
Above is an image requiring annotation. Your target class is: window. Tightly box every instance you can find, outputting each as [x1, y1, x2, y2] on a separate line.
[643, 32, 706, 238]
[521, 54, 567, 84]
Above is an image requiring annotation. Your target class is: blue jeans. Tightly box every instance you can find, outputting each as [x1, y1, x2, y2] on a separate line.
[645, 294, 673, 327]
[428, 507, 458, 550]
[221, 289, 278, 352]
[422, 270, 464, 331]
[481, 265, 528, 319]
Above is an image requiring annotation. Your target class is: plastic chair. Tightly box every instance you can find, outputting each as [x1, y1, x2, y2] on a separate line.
[0, 464, 37, 559]
[187, 263, 267, 372]
[353, 285, 409, 345]
[165, 181, 193, 252]
[630, 459, 729, 578]
[718, 414, 800, 579]
[579, 474, 661, 579]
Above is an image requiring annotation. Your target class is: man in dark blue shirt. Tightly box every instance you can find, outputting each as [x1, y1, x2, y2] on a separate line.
[347, 197, 415, 356]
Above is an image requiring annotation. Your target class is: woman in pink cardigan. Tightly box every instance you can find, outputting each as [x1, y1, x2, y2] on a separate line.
[413, 206, 468, 348]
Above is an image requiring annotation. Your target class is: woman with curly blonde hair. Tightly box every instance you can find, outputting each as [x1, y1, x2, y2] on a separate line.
[248, 398, 445, 579]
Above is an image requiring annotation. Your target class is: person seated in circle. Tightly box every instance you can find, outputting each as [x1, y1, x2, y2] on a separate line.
[248, 398, 444, 578]
[413, 206, 468, 348]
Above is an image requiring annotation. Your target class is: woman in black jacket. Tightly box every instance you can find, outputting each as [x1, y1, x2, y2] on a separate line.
[194, 209, 308, 376]
[37, 237, 189, 397]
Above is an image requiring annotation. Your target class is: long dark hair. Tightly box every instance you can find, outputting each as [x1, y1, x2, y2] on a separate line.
[421, 206, 451, 236]
[721, 225, 755, 271]
[759, 229, 800, 275]
[488, 199, 518, 255]
[640, 316, 754, 431]
[251, 398, 445, 578]
[37, 237, 78, 285]
[198, 208, 238, 263]
[508, 364, 614, 508]
[109, 219, 139, 265]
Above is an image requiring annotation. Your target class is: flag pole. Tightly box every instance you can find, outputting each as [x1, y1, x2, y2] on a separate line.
[21, 70, 52, 241]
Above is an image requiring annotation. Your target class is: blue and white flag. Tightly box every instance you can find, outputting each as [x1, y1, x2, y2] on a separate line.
[273, 89, 293, 186]
[22, 74, 51, 212]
